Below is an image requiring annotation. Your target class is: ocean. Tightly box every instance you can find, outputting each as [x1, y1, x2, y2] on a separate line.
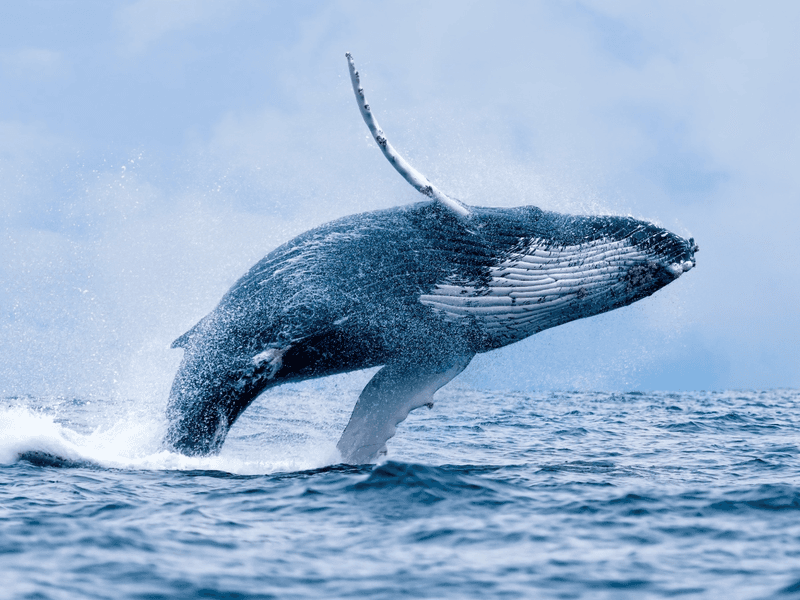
[2, 383, 799, 599]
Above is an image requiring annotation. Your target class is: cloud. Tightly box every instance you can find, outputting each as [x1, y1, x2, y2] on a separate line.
[115, 0, 242, 55]
[0, 48, 66, 79]
[1, 0, 798, 396]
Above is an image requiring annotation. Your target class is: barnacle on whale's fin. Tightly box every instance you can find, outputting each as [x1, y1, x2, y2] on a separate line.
[345, 52, 470, 219]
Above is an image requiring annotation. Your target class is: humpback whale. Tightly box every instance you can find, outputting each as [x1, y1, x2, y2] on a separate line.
[165, 54, 697, 463]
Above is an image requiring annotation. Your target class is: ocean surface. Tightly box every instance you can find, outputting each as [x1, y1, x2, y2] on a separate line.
[2, 383, 800, 599]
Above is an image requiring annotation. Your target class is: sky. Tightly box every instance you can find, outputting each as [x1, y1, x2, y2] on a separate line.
[0, 0, 798, 402]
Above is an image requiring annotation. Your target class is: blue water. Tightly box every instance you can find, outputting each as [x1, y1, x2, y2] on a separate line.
[2, 385, 800, 599]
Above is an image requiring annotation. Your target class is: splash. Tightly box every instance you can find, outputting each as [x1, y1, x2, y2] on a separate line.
[0, 381, 354, 474]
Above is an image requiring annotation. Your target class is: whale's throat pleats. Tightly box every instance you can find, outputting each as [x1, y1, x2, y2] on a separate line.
[420, 236, 650, 346]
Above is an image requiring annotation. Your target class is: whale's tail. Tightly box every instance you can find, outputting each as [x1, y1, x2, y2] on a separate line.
[165, 342, 264, 456]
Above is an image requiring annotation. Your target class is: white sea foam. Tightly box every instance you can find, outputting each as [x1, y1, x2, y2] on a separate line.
[0, 377, 359, 474]
[0, 405, 88, 466]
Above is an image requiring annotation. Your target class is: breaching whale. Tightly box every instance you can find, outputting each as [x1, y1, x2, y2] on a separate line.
[165, 54, 697, 463]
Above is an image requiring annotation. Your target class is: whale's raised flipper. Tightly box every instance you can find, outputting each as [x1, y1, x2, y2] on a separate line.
[345, 52, 470, 218]
[337, 354, 474, 464]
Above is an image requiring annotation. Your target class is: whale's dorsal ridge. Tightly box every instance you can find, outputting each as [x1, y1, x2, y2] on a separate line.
[171, 329, 193, 349]
[345, 52, 470, 219]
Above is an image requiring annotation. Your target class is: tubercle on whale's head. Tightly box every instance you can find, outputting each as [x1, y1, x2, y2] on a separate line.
[597, 217, 698, 307]
[664, 236, 699, 278]
[624, 222, 698, 283]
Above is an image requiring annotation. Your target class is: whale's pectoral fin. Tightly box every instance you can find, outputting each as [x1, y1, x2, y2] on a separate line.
[345, 52, 470, 218]
[336, 354, 474, 464]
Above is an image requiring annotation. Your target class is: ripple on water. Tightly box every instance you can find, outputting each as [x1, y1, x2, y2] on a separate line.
[2, 389, 800, 599]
